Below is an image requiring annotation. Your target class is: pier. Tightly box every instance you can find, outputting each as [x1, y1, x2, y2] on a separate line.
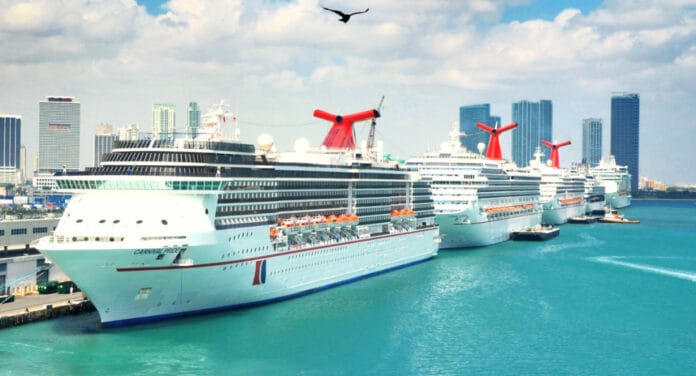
[0, 291, 94, 329]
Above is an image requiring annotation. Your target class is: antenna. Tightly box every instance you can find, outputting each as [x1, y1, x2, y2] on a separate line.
[367, 96, 384, 150]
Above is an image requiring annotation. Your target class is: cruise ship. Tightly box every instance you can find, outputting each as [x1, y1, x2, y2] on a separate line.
[35, 103, 439, 326]
[526, 142, 586, 225]
[582, 174, 606, 214]
[406, 124, 541, 249]
[590, 155, 632, 208]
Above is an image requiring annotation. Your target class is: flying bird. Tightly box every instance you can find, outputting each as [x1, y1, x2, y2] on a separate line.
[321, 6, 369, 23]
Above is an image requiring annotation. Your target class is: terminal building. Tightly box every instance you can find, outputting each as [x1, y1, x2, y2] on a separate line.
[0, 217, 67, 296]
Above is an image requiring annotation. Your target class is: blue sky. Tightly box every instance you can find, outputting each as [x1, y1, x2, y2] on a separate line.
[501, 0, 604, 22]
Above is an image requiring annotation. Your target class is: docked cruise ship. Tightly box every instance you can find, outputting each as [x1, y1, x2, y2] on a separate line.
[582, 174, 606, 214]
[590, 155, 632, 208]
[526, 142, 586, 225]
[35, 103, 439, 326]
[406, 124, 541, 249]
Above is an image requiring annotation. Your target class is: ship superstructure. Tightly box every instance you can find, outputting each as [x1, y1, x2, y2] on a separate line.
[35, 102, 439, 326]
[406, 125, 541, 249]
[590, 155, 632, 208]
[526, 142, 586, 225]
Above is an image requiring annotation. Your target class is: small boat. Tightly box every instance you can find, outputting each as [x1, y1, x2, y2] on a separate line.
[510, 225, 560, 241]
[598, 213, 639, 224]
[568, 215, 599, 224]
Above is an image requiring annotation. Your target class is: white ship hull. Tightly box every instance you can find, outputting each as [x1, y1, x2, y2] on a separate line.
[437, 210, 541, 249]
[606, 192, 631, 209]
[40, 227, 438, 326]
[541, 199, 586, 225]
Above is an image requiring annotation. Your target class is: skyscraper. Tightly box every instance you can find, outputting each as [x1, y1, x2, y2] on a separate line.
[611, 93, 639, 194]
[94, 124, 116, 167]
[0, 113, 21, 184]
[511, 100, 552, 167]
[582, 118, 602, 167]
[188, 102, 201, 138]
[118, 124, 140, 141]
[39, 96, 80, 172]
[459, 104, 500, 153]
[152, 103, 175, 139]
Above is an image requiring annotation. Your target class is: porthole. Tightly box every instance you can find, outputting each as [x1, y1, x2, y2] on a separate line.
[76, 219, 83, 223]
[161, 219, 168, 225]
[136, 220, 143, 224]
[113, 219, 120, 224]
[99, 219, 106, 224]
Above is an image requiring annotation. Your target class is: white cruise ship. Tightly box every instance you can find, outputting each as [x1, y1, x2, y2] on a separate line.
[35, 103, 439, 327]
[590, 155, 632, 208]
[406, 125, 541, 249]
[582, 174, 606, 214]
[526, 142, 586, 225]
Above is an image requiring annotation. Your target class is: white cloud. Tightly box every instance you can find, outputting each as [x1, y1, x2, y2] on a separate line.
[1, 0, 695, 184]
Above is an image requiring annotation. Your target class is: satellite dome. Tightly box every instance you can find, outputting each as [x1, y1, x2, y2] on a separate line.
[477, 142, 485, 154]
[257, 133, 274, 152]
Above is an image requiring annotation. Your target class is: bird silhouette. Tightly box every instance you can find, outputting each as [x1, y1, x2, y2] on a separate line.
[321, 6, 369, 23]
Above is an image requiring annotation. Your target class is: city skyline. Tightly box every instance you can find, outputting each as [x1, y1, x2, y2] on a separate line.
[1, 1, 694, 184]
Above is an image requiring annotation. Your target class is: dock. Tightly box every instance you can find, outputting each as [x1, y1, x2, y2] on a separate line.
[510, 225, 560, 241]
[0, 292, 94, 329]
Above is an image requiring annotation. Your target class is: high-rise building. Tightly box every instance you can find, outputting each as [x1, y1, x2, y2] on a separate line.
[152, 103, 175, 139]
[459, 104, 499, 153]
[19, 145, 26, 183]
[511, 100, 552, 167]
[187, 102, 201, 138]
[118, 124, 140, 141]
[39, 96, 80, 172]
[94, 124, 116, 167]
[0, 113, 21, 184]
[582, 118, 602, 167]
[611, 93, 639, 194]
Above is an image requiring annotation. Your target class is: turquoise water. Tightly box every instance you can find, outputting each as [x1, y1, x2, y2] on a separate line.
[2, 200, 695, 375]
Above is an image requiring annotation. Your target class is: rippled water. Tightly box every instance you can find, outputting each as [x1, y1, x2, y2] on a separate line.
[2, 200, 695, 375]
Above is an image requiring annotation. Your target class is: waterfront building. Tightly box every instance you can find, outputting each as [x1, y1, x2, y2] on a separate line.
[118, 124, 140, 141]
[459, 104, 500, 153]
[0, 217, 66, 294]
[152, 103, 175, 139]
[94, 124, 116, 167]
[188, 102, 201, 138]
[582, 118, 602, 167]
[610, 93, 639, 195]
[512, 100, 552, 167]
[0, 114, 21, 184]
[38, 97, 80, 172]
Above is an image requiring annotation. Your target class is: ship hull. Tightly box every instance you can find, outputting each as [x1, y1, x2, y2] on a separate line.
[40, 227, 438, 326]
[606, 193, 631, 209]
[436, 211, 541, 249]
[541, 200, 586, 225]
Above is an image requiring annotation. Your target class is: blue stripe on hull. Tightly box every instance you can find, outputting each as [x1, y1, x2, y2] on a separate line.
[99, 255, 435, 328]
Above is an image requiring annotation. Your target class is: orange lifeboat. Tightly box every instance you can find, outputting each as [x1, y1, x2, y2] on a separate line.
[269, 227, 278, 238]
[391, 210, 400, 217]
[326, 215, 337, 224]
[349, 214, 359, 222]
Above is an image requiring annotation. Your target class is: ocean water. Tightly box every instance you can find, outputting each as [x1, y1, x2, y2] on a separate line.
[1, 200, 695, 375]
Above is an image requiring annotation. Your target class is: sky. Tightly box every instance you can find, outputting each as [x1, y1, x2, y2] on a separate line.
[1, 0, 695, 185]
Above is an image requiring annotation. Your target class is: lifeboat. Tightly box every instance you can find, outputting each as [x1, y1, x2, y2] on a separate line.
[269, 227, 278, 238]
[391, 210, 400, 217]
[326, 215, 337, 224]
